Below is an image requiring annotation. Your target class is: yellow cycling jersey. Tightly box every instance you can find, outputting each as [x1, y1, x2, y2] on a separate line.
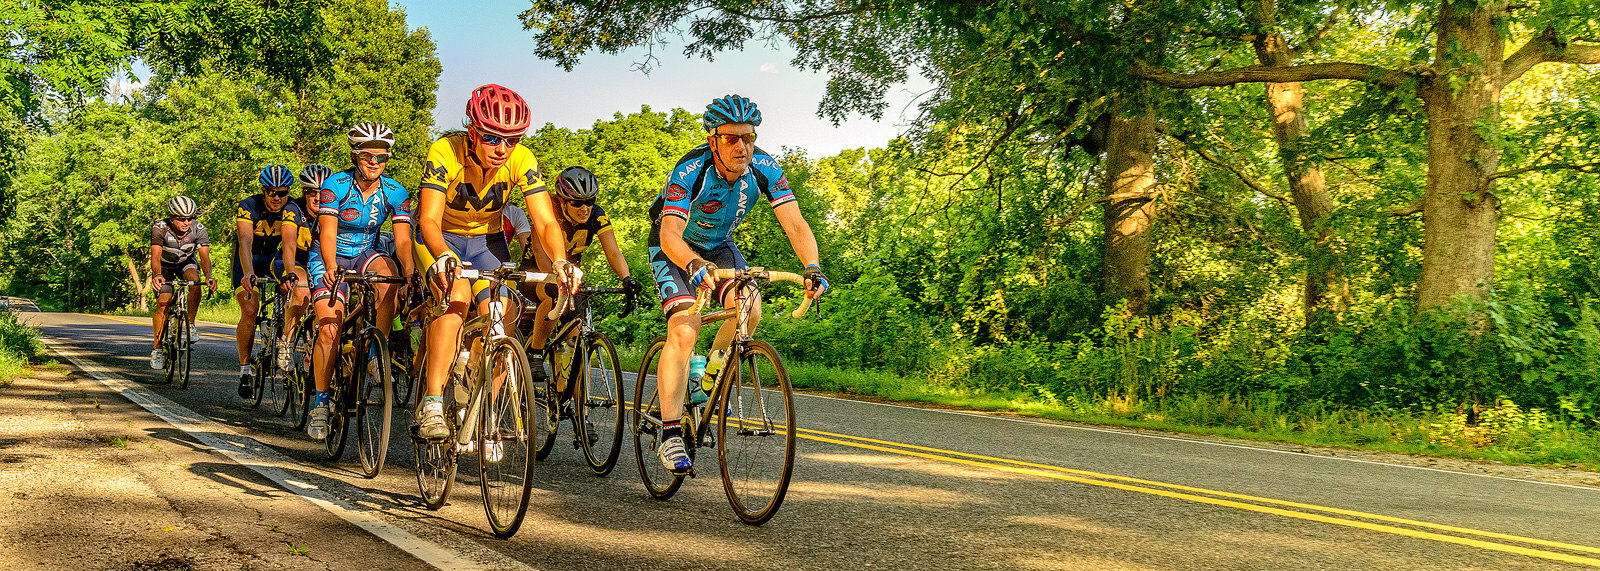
[418, 132, 547, 236]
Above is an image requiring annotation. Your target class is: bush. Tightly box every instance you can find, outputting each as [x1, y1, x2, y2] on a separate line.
[0, 311, 45, 384]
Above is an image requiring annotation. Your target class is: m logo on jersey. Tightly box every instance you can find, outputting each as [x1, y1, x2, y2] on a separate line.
[665, 184, 688, 202]
[445, 182, 504, 212]
[697, 200, 724, 214]
[422, 161, 448, 184]
[340, 208, 360, 221]
[524, 168, 541, 187]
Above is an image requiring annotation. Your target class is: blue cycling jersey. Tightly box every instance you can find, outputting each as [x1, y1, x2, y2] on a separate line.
[648, 144, 796, 251]
[315, 169, 413, 259]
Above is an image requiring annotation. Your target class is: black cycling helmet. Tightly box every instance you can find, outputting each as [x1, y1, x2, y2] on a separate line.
[554, 166, 600, 201]
[703, 94, 762, 132]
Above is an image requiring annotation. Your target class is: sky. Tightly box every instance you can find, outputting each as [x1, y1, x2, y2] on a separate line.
[393, 0, 935, 157]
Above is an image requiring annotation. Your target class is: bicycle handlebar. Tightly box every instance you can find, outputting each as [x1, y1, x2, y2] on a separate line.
[691, 267, 814, 319]
[339, 270, 408, 285]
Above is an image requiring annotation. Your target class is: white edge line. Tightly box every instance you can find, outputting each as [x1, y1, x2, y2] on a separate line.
[795, 392, 1600, 492]
[41, 336, 528, 571]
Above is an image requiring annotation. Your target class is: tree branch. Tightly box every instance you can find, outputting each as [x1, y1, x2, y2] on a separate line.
[719, 3, 894, 25]
[1489, 161, 1600, 180]
[1158, 126, 1290, 204]
[1130, 60, 1414, 89]
[1289, 8, 1344, 58]
[1500, 27, 1600, 89]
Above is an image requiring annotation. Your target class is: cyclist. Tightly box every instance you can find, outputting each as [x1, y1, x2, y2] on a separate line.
[232, 164, 298, 398]
[412, 83, 582, 441]
[647, 95, 829, 475]
[272, 164, 334, 370]
[522, 166, 641, 401]
[306, 123, 416, 440]
[150, 195, 218, 370]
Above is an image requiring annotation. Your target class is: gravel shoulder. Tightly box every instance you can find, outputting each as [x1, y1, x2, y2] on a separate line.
[0, 365, 431, 571]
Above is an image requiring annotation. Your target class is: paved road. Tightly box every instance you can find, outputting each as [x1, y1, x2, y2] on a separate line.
[17, 309, 1600, 570]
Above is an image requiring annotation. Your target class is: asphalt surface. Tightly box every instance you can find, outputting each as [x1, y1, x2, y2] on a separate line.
[11, 306, 1600, 570]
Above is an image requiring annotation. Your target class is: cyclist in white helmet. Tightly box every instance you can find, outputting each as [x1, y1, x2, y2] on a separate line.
[150, 195, 218, 370]
[270, 164, 334, 370]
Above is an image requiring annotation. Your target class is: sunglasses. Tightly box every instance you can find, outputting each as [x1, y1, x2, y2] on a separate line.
[267, 191, 291, 198]
[567, 199, 595, 207]
[479, 132, 521, 146]
[713, 132, 758, 146]
[172, 216, 195, 222]
[354, 151, 391, 164]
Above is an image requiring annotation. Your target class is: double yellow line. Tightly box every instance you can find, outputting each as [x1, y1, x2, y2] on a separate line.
[93, 313, 235, 341]
[798, 426, 1600, 566]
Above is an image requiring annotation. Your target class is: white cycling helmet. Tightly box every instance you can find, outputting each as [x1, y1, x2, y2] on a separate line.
[167, 195, 198, 218]
[347, 121, 395, 150]
[298, 164, 336, 191]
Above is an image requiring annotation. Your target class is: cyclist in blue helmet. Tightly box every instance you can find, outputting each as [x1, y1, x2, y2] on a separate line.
[232, 164, 298, 399]
[644, 94, 830, 475]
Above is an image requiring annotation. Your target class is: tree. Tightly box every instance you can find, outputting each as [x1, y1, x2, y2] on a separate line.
[1131, 1, 1600, 307]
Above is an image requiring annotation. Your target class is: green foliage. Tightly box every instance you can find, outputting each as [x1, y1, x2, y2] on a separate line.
[0, 310, 46, 385]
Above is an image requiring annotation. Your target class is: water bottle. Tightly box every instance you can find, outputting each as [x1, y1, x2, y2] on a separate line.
[340, 341, 354, 378]
[703, 349, 727, 393]
[688, 354, 708, 404]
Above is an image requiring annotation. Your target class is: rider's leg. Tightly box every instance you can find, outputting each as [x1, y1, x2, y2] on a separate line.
[369, 254, 400, 337]
[422, 277, 473, 398]
[235, 287, 259, 367]
[182, 268, 202, 325]
[657, 303, 703, 425]
[312, 296, 344, 393]
[285, 267, 311, 325]
[153, 292, 172, 349]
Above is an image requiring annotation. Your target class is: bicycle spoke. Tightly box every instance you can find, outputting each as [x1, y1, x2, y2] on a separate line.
[717, 340, 796, 525]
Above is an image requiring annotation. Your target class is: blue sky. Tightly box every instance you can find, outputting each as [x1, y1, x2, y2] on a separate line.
[394, 0, 934, 157]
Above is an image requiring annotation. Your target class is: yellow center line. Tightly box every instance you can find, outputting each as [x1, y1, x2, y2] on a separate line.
[90, 313, 236, 340]
[796, 427, 1600, 566]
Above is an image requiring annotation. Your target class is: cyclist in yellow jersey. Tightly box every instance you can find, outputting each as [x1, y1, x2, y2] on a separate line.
[412, 83, 583, 440]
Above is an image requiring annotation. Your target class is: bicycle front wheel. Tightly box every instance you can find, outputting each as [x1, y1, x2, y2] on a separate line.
[250, 341, 270, 409]
[576, 333, 625, 476]
[354, 331, 394, 478]
[162, 317, 179, 385]
[175, 320, 192, 390]
[716, 339, 796, 525]
[478, 336, 536, 539]
[324, 369, 348, 460]
[632, 338, 686, 499]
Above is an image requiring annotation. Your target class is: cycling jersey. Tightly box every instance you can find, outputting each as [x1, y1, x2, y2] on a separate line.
[234, 194, 293, 256]
[150, 219, 210, 264]
[418, 132, 547, 237]
[315, 169, 412, 259]
[648, 144, 795, 251]
[279, 201, 313, 266]
[555, 204, 612, 264]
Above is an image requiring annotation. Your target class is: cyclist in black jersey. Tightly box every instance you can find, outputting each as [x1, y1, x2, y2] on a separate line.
[233, 165, 297, 398]
[523, 167, 641, 387]
[150, 195, 218, 370]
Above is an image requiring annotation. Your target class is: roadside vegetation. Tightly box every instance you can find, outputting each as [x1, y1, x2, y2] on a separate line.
[0, 311, 47, 386]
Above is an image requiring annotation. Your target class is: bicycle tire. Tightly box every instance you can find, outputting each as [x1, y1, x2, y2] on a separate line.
[249, 338, 269, 409]
[479, 336, 536, 539]
[175, 319, 192, 390]
[391, 325, 420, 406]
[162, 312, 179, 385]
[413, 339, 457, 511]
[324, 361, 348, 460]
[576, 333, 625, 476]
[289, 319, 313, 429]
[354, 330, 394, 479]
[716, 339, 796, 525]
[632, 338, 686, 499]
[530, 341, 560, 461]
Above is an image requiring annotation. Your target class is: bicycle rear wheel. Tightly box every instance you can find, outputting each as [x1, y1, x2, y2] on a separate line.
[716, 339, 796, 525]
[632, 338, 686, 499]
[324, 367, 348, 460]
[413, 343, 457, 511]
[161, 314, 179, 385]
[389, 325, 418, 407]
[354, 331, 393, 478]
[478, 336, 536, 539]
[576, 333, 625, 476]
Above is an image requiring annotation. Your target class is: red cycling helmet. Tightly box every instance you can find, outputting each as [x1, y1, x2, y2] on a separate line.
[466, 84, 530, 137]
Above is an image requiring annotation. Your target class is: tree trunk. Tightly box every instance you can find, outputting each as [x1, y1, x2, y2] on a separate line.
[1102, 106, 1157, 316]
[1250, 0, 1348, 326]
[1417, 1, 1504, 308]
[124, 249, 148, 312]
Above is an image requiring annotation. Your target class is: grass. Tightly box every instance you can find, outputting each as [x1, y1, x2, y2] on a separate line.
[0, 310, 47, 387]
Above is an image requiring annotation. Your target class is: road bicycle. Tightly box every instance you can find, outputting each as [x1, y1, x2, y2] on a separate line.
[322, 269, 406, 478]
[528, 283, 637, 476]
[389, 285, 426, 409]
[278, 280, 314, 430]
[246, 276, 281, 410]
[632, 267, 813, 525]
[412, 262, 552, 539]
[159, 279, 203, 389]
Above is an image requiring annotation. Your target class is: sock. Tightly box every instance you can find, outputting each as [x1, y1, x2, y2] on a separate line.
[240, 364, 253, 375]
[422, 395, 443, 405]
[661, 420, 682, 442]
[314, 390, 330, 406]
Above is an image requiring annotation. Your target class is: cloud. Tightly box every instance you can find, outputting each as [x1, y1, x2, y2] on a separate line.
[759, 62, 778, 74]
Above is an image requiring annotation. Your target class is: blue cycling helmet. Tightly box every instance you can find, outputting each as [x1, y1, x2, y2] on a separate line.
[259, 164, 294, 188]
[703, 94, 762, 132]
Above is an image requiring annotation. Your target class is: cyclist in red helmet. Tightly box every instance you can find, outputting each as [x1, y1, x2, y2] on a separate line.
[411, 83, 582, 440]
